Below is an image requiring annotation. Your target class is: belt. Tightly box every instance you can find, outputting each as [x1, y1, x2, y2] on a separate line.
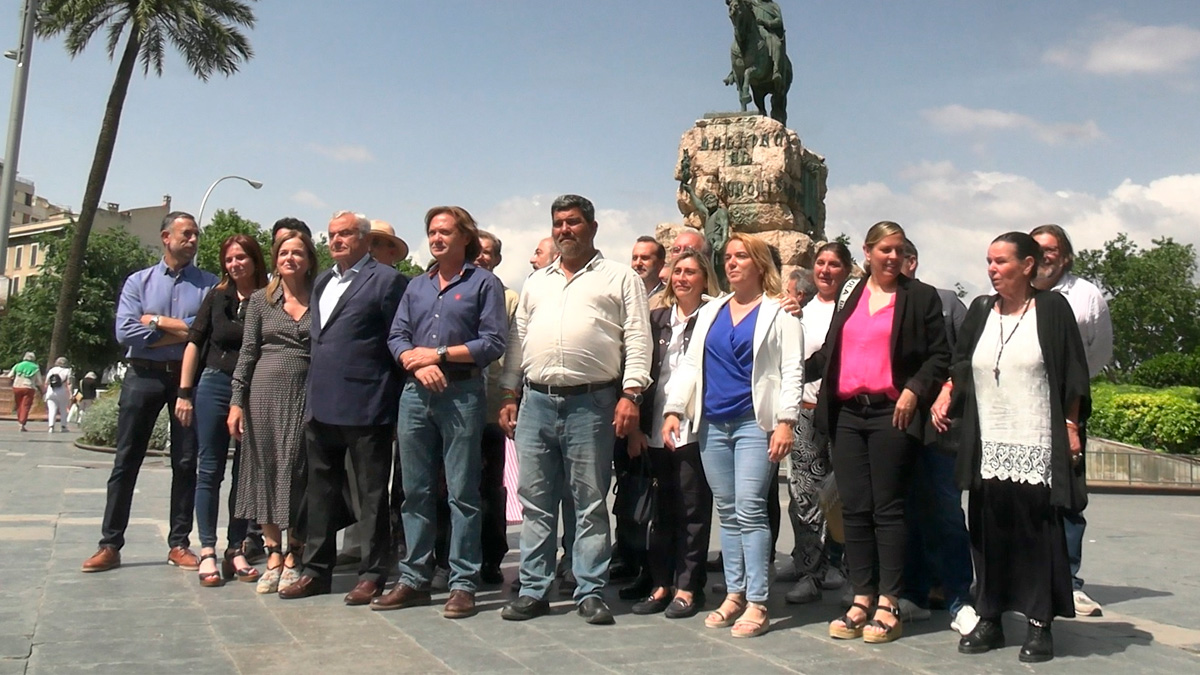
[842, 392, 894, 407]
[444, 368, 482, 382]
[526, 380, 618, 397]
[128, 358, 182, 373]
[802, 401, 817, 410]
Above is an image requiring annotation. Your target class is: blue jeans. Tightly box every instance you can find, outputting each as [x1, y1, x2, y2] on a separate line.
[193, 368, 250, 550]
[397, 378, 485, 592]
[700, 414, 776, 604]
[903, 444, 973, 614]
[1064, 509, 1086, 590]
[515, 385, 616, 602]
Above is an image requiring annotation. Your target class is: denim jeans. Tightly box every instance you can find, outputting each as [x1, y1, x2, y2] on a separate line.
[515, 385, 616, 602]
[193, 368, 250, 550]
[397, 378, 486, 592]
[1063, 509, 1086, 590]
[700, 413, 776, 604]
[903, 443, 973, 614]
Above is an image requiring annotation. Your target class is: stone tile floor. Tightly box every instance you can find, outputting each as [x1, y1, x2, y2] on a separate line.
[1, 427, 1197, 673]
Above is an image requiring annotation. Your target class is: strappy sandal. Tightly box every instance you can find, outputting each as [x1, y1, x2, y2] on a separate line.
[223, 546, 260, 583]
[731, 602, 770, 638]
[197, 552, 224, 588]
[704, 596, 748, 628]
[278, 544, 303, 592]
[829, 601, 872, 639]
[863, 602, 904, 644]
[256, 545, 283, 594]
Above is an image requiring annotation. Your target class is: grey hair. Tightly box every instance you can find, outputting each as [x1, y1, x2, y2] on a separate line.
[331, 210, 371, 236]
[550, 194, 595, 224]
[788, 268, 817, 301]
[478, 230, 503, 256]
[54, 356, 68, 367]
[22, 351, 34, 361]
[160, 211, 196, 232]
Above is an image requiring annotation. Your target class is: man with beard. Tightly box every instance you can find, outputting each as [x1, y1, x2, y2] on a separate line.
[631, 236, 666, 310]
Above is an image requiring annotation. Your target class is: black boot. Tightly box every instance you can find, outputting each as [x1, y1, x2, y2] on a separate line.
[958, 618, 1005, 654]
[1019, 620, 1054, 663]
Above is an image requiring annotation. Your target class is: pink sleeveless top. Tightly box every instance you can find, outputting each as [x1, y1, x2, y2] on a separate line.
[837, 285, 900, 400]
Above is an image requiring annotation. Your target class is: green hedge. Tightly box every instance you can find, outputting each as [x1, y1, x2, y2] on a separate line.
[79, 386, 170, 450]
[1128, 352, 1200, 389]
[1089, 382, 1200, 454]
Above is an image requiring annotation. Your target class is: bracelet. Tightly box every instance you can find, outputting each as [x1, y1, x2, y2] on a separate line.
[500, 390, 518, 401]
[1065, 420, 1078, 429]
[177, 387, 194, 401]
[941, 381, 953, 391]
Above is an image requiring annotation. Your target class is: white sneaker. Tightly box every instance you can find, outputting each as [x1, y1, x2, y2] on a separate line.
[775, 558, 800, 583]
[897, 597, 931, 622]
[951, 604, 980, 635]
[1073, 590, 1103, 617]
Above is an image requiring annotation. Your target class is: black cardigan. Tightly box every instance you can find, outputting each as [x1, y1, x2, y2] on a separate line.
[807, 274, 950, 440]
[948, 290, 1092, 510]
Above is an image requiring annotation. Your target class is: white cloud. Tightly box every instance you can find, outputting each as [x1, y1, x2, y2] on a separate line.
[826, 163, 1200, 297]
[306, 143, 375, 163]
[473, 195, 676, 290]
[923, 104, 1103, 145]
[1044, 20, 1200, 75]
[290, 190, 328, 209]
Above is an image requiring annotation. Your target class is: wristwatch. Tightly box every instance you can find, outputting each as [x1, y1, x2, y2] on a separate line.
[621, 391, 644, 405]
[437, 345, 449, 363]
[148, 315, 161, 331]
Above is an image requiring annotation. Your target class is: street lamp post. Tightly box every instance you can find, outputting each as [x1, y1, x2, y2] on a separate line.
[196, 174, 263, 226]
[0, 0, 41, 307]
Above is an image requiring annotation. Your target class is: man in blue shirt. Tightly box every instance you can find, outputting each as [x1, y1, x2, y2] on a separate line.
[83, 212, 218, 573]
[372, 206, 507, 619]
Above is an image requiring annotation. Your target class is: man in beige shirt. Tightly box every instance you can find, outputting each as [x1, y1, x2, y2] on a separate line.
[498, 194, 652, 625]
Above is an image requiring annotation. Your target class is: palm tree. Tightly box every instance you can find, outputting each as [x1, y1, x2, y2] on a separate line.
[37, 0, 257, 363]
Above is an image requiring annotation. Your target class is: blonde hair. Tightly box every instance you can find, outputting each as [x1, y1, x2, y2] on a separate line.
[663, 247, 720, 307]
[266, 230, 319, 301]
[726, 232, 782, 297]
[862, 221, 906, 276]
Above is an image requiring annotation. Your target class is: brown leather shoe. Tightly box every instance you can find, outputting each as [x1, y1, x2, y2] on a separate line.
[277, 575, 331, 599]
[81, 546, 120, 573]
[444, 590, 477, 619]
[344, 579, 384, 606]
[166, 546, 200, 570]
[370, 583, 431, 611]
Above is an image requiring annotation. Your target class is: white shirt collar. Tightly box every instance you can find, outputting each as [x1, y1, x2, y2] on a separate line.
[332, 253, 371, 280]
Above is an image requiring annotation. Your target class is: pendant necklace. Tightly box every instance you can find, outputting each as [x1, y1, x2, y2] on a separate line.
[993, 296, 1032, 384]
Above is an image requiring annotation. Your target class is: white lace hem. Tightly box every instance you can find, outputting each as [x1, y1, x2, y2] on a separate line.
[980, 439, 1052, 487]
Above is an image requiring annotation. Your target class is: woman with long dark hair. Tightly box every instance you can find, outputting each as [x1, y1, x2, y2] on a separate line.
[176, 234, 269, 587]
[809, 221, 949, 644]
[932, 232, 1089, 663]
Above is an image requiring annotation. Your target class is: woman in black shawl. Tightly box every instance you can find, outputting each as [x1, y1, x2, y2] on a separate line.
[931, 232, 1091, 663]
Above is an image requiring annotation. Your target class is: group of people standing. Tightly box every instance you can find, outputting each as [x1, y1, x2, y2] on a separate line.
[70, 194, 1110, 664]
[4, 353, 98, 432]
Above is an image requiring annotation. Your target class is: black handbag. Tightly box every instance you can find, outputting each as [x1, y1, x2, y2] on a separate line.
[614, 455, 656, 553]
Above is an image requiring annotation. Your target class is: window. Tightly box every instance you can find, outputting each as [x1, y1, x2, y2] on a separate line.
[29, 243, 37, 267]
[10, 276, 18, 295]
[13, 245, 22, 269]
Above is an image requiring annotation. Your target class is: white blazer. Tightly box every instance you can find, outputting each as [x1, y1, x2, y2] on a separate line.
[664, 294, 804, 434]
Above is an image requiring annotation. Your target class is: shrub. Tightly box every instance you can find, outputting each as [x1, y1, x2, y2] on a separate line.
[79, 386, 169, 450]
[1089, 383, 1200, 454]
[1128, 352, 1200, 389]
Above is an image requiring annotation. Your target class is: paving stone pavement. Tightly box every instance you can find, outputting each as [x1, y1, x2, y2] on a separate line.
[1, 427, 1198, 674]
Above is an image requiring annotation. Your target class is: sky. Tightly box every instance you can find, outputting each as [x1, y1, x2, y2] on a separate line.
[1, 0, 1198, 294]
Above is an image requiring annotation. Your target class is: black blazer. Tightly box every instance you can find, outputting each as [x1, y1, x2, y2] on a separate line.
[807, 274, 950, 440]
[307, 257, 408, 426]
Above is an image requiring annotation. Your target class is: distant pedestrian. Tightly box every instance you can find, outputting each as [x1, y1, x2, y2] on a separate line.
[44, 357, 74, 433]
[5, 352, 43, 432]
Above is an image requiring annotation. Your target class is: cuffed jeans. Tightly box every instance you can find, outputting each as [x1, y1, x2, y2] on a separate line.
[193, 368, 250, 550]
[1064, 509, 1086, 590]
[515, 385, 616, 603]
[700, 413, 776, 604]
[903, 443, 973, 614]
[397, 378, 486, 593]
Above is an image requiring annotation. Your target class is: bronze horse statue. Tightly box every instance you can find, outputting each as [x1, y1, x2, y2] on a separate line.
[724, 0, 792, 126]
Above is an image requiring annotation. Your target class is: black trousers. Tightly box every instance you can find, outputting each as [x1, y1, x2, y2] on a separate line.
[100, 365, 197, 550]
[646, 443, 713, 592]
[830, 400, 917, 598]
[302, 420, 393, 583]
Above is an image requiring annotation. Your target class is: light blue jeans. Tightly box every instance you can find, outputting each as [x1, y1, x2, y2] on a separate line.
[700, 413, 776, 603]
[515, 385, 617, 602]
[396, 378, 485, 593]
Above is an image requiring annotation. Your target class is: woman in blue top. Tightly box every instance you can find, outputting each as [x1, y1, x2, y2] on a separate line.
[663, 232, 804, 638]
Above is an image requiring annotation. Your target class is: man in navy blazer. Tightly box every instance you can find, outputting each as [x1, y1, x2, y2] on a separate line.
[279, 210, 408, 603]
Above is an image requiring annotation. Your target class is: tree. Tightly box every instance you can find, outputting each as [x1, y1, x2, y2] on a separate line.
[1075, 234, 1200, 375]
[195, 208, 270, 276]
[38, 0, 257, 364]
[0, 224, 155, 374]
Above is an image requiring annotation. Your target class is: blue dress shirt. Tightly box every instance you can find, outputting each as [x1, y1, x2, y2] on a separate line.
[115, 259, 218, 362]
[387, 262, 508, 371]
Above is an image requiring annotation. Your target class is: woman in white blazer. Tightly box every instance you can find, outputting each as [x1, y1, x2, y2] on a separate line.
[662, 232, 804, 638]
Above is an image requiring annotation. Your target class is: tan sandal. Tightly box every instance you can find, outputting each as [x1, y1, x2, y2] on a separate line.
[863, 602, 904, 644]
[731, 603, 770, 638]
[704, 596, 747, 628]
[829, 601, 872, 639]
